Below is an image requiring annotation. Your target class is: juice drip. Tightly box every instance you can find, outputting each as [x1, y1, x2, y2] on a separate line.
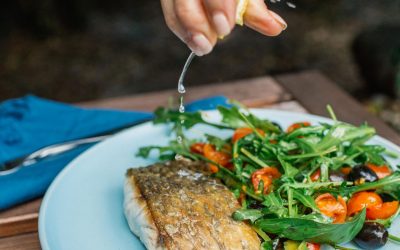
[175, 52, 196, 161]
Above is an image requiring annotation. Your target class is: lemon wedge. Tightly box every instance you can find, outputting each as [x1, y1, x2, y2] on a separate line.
[236, 0, 249, 25]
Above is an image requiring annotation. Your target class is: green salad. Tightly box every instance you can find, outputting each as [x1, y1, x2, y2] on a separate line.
[137, 102, 400, 250]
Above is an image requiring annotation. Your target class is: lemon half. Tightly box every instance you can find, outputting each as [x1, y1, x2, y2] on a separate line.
[236, 0, 249, 25]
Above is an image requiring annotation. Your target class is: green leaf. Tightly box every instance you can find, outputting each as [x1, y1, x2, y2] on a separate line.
[262, 192, 288, 217]
[350, 171, 400, 194]
[316, 124, 375, 152]
[255, 209, 366, 244]
[292, 189, 319, 212]
[205, 134, 228, 151]
[261, 241, 273, 250]
[217, 106, 280, 133]
[153, 107, 202, 129]
[153, 107, 232, 130]
[217, 106, 245, 128]
[232, 209, 264, 223]
[277, 155, 299, 177]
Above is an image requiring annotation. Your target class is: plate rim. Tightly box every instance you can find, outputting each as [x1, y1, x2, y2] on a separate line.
[38, 108, 400, 249]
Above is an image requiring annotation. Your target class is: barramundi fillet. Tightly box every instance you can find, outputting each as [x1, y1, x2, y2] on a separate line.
[124, 160, 260, 250]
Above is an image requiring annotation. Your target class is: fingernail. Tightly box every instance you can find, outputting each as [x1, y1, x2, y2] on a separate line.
[213, 12, 231, 36]
[269, 11, 287, 30]
[191, 34, 213, 56]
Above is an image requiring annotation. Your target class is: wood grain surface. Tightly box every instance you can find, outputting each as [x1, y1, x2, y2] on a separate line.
[276, 70, 400, 144]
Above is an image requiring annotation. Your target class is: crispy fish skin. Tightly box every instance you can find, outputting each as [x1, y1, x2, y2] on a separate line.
[124, 160, 260, 250]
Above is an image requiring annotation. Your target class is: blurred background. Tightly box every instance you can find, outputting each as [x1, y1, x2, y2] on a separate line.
[0, 0, 399, 127]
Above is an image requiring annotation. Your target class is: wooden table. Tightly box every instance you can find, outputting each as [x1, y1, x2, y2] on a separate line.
[1, 70, 399, 249]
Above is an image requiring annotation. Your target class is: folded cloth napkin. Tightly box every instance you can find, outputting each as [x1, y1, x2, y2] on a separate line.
[0, 95, 230, 210]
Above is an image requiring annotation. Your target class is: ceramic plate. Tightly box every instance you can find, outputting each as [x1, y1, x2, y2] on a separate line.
[39, 109, 400, 250]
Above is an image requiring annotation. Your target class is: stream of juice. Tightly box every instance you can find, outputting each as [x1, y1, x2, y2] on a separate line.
[175, 52, 196, 160]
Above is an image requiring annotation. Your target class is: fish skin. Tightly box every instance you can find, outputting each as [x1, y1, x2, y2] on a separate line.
[124, 160, 261, 250]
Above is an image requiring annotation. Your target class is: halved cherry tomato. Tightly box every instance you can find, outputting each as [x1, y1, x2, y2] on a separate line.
[367, 201, 399, 220]
[306, 243, 321, 250]
[366, 163, 392, 179]
[232, 127, 265, 143]
[251, 167, 281, 194]
[203, 144, 231, 173]
[311, 169, 321, 182]
[315, 193, 347, 223]
[340, 166, 352, 175]
[269, 139, 278, 144]
[238, 192, 246, 206]
[286, 122, 311, 133]
[347, 191, 382, 217]
[190, 143, 205, 154]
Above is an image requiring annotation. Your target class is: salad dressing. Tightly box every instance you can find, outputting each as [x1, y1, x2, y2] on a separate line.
[175, 52, 196, 160]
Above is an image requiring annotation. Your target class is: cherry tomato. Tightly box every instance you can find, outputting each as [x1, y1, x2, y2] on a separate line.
[306, 242, 321, 250]
[203, 144, 231, 173]
[315, 193, 347, 223]
[367, 201, 399, 220]
[311, 169, 321, 182]
[190, 142, 205, 154]
[232, 127, 265, 143]
[269, 139, 278, 144]
[366, 163, 392, 179]
[238, 192, 246, 206]
[251, 167, 281, 194]
[286, 122, 311, 133]
[347, 192, 382, 217]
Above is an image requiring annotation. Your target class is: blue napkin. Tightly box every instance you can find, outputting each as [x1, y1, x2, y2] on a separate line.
[0, 95, 230, 210]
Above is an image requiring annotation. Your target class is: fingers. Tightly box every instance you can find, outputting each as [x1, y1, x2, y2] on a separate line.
[244, 0, 287, 36]
[160, 0, 188, 43]
[202, 0, 237, 37]
[160, 0, 287, 56]
[174, 0, 218, 56]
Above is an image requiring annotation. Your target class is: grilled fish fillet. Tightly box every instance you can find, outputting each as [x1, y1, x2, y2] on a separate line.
[124, 160, 260, 250]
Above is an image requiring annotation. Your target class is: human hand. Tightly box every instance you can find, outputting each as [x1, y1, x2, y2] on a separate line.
[160, 0, 287, 56]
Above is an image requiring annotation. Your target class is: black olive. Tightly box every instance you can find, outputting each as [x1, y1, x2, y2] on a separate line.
[379, 193, 396, 202]
[329, 170, 347, 182]
[288, 149, 302, 155]
[271, 122, 283, 131]
[248, 201, 264, 209]
[354, 222, 388, 249]
[348, 165, 379, 183]
[272, 237, 284, 250]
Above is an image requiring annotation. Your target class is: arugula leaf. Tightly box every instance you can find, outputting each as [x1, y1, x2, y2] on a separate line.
[262, 192, 288, 217]
[261, 241, 273, 250]
[153, 107, 232, 130]
[277, 155, 299, 177]
[255, 209, 366, 244]
[205, 134, 228, 151]
[350, 171, 400, 194]
[292, 189, 319, 213]
[217, 106, 280, 133]
[232, 209, 264, 223]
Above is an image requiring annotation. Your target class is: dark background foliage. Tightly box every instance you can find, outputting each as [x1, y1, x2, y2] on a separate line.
[0, 0, 399, 103]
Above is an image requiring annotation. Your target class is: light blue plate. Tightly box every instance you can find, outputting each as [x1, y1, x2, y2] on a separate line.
[39, 109, 400, 250]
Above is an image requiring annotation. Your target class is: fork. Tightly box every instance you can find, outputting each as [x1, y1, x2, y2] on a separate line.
[0, 135, 111, 176]
[0, 119, 151, 176]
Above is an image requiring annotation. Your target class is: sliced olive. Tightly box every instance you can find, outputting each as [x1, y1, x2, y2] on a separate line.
[379, 192, 396, 202]
[272, 237, 284, 250]
[329, 170, 347, 182]
[248, 201, 264, 209]
[272, 122, 283, 132]
[348, 165, 379, 183]
[354, 222, 388, 249]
